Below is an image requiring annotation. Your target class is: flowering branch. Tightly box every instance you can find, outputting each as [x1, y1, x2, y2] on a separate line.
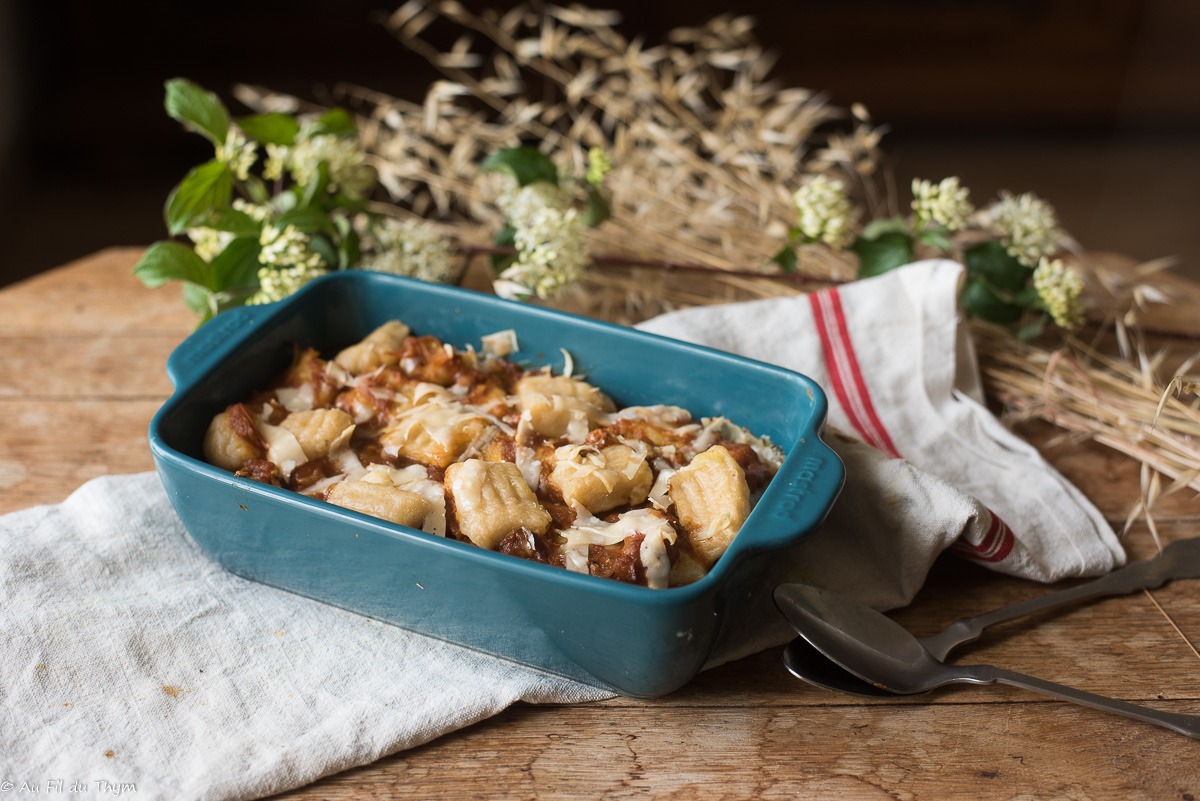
[782, 171, 1087, 338]
[133, 79, 458, 323]
[480, 146, 613, 301]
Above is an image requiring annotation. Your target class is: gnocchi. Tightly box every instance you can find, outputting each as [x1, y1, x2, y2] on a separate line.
[202, 320, 783, 588]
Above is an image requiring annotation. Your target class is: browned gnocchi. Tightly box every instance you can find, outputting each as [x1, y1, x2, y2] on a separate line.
[202, 320, 784, 588]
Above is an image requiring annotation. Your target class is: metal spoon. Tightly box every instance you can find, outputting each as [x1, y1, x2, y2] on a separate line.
[775, 582, 1200, 738]
[779, 536, 1200, 698]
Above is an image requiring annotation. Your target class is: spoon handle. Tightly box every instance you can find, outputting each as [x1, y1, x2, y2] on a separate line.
[964, 664, 1200, 739]
[920, 547, 1183, 661]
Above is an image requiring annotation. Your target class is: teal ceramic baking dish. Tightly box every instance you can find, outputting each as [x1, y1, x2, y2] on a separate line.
[148, 271, 843, 697]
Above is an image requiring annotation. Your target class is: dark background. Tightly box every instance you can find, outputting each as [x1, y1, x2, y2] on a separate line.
[2, 0, 1198, 287]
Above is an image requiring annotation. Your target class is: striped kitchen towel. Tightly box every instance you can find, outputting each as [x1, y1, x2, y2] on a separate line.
[637, 259, 1124, 612]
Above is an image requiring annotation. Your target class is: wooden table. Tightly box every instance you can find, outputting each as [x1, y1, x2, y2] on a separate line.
[3, 248, 1198, 799]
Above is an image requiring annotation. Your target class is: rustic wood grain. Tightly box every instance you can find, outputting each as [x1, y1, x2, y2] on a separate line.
[0, 335, 178, 398]
[3, 250, 1198, 801]
[0, 247, 193, 336]
[0, 399, 163, 510]
[291, 701, 1200, 801]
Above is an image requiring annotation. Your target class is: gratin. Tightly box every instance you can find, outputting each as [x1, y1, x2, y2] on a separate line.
[202, 320, 784, 588]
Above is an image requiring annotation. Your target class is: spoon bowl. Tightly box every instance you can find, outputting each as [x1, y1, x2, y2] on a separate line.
[775, 584, 950, 694]
[774, 582, 1200, 738]
[783, 637, 896, 698]
[776, 536, 1200, 698]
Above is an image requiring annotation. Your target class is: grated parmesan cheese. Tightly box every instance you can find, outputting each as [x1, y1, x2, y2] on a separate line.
[481, 329, 519, 357]
[257, 421, 308, 476]
[275, 384, 315, 412]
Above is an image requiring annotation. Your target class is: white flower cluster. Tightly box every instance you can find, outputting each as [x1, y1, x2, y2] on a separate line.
[1033, 257, 1085, 330]
[187, 201, 273, 264]
[216, 127, 257, 181]
[186, 227, 234, 263]
[263, 144, 288, 182]
[792, 175, 854, 249]
[495, 183, 589, 300]
[244, 225, 328, 303]
[265, 135, 376, 198]
[360, 218, 458, 284]
[246, 224, 329, 305]
[245, 263, 329, 306]
[985, 192, 1063, 267]
[911, 176, 973, 231]
[258, 224, 325, 271]
[232, 198, 271, 222]
[586, 147, 612, 186]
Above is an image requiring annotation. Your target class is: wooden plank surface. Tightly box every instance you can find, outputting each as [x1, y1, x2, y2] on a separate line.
[2, 248, 1198, 800]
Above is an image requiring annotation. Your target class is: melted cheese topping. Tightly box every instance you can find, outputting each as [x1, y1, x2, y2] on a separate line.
[695, 416, 784, 470]
[561, 506, 677, 577]
[275, 384, 315, 412]
[647, 466, 676, 510]
[639, 526, 675, 590]
[363, 464, 447, 536]
[208, 320, 782, 589]
[387, 400, 487, 454]
[257, 420, 308, 475]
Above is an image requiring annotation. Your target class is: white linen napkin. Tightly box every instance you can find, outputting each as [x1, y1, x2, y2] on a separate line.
[1, 473, 611, 801]
[0, 259, 1123, 800]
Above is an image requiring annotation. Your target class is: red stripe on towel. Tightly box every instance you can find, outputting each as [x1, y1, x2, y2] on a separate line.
[951, 511, 1015, 563]
[808, 289, 901, 459]
[809, 287, 1016, 565]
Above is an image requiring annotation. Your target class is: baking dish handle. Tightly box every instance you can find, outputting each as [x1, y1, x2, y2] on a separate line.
[741, 435, 845, 554]
[165, 304, 277, 389]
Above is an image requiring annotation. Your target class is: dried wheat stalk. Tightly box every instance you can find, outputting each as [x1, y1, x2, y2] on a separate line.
[972, 252, 1200, 526]
[239, 1, 882, 287]
[974, 319, 1200, 501]
[234, 2, 1200, 523]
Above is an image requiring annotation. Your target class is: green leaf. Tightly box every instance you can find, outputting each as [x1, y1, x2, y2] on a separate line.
[332, 191, 369, 215]
[1015, 285, 1040, 307]
[165, 160, 233, 235]
[480, 147, 559, 188]
[245, 177, 271, 204]
[581, 185, 611, 227]
[309, 108, 357, 138]
[276, 206, 334, 236]
[202, 207, 262, 237]
[964, 240, 1030, 292]
[181, 281, 216, 323]
[300, 161, 331, 209]
[859, 216, 910, 241]
[960, 277, 1025, 323]
[308, 235, 338, 268]
[916, 224, 952, 251]
[851, 231, 914, 278]
[335, 217, 361, 270]
[339, 229, 361, 270]
[133, 241, 213, 289]
[770, 245, 798, 273]
[164, 78, 230, 146]
[1016, 314, 1049, 341]
[237, 112, 299, 146]
[491, 225, 517, 274]
[209, 236, 263, 291]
